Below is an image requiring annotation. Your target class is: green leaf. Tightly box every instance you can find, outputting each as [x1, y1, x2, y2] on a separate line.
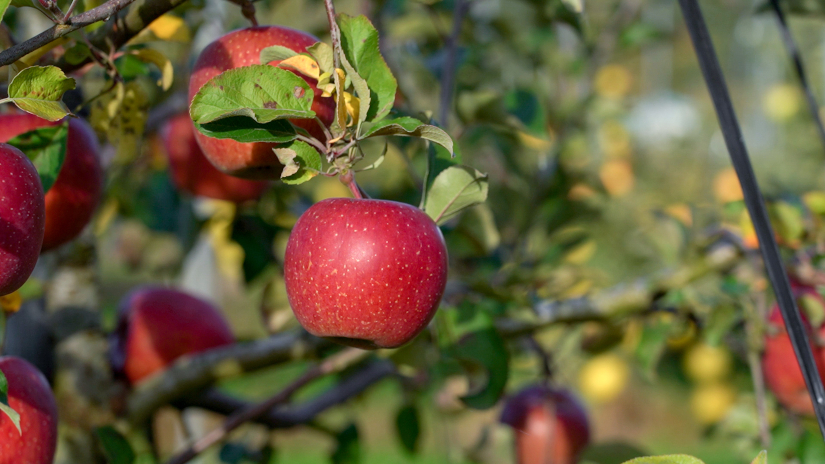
[307, 42, 334, 75]
[190, 65, 315, 125]
[339, 55, 371, 125]
[193, 118, 297, 144]
[7, 122, 69, 192]
[332, 423, 361, 464]
[451, 327, 508, 409]
[260, 45, 298, 64]
[0, 367, 21, 435]
[395, 405, 420, 454]
[5, 66, 76, 121]
[621, 456, 706, 464]
[273, 140, 322, 185]
[64, 43, 92, 65]
[751, 451, 767, 464]
[421, 141, 462, 208]
[337, 14, 398, 121]
[423, 165, 488, 224]
[0, 0, 11, 28]
[359, 117, 454, 155]
[634, 317, 672, 378]
[95, 426, 136, 464]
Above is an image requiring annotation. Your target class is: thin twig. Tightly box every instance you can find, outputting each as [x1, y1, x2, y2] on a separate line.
[438, 0, 469, 127]
[769, 0, 825, 153]
[164, 348, 369, 464]
[324, 0, 342, 69]
[745, 295, 771, 448]
[0, 0, 139, 67]
[175, 360, 395, 428]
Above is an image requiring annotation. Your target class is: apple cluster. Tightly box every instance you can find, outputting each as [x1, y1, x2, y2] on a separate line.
[186, 25, 450, 349]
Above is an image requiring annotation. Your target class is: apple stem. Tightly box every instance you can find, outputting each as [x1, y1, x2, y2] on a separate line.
[241, 1, 258, 26]
[340, 170, 368, 199]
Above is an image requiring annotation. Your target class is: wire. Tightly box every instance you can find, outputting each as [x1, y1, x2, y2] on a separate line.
[677, 0, 825, 439]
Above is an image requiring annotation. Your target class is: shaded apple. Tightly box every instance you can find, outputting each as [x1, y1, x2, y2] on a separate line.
[188, 26, 336, 179]
[284, 198, 448, 349]
[0, 356, 58, 464]
[0, 113, 102, 252]
[761, 284, 825, 415]
[500, 385, 590, 464]
[0, 143, 45, 296]
[110, 287, 235, 385]
[162, 113, 269, 203]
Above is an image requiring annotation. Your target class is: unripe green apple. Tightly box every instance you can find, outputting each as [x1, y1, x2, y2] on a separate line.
[284, 198, 448, 349]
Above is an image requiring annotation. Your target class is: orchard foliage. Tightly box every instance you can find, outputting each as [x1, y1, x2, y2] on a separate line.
[2, 0, 825, 464]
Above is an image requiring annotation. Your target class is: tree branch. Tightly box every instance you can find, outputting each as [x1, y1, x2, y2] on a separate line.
[165, 348, 369, 464]
[0, 0, 140, 67]
[438, 0, 469, 127]
[127, 330, 331, 425]
[175, 359, 395, 428]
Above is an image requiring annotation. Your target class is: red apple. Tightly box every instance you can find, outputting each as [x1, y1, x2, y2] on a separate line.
[500, 385, 591, 464]
[283, 198, 448, 349]
[0, 143, 45, 296]
[188, 26, 336, 179]
[110, 287, 235, 384]
[761, 285, 825, 415]
[0, 356, 58, 464]
[0, 113, 102, 252]
[162, 113, 269, 203]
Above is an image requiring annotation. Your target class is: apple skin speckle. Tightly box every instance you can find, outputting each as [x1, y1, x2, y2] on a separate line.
[0, 356, 58, 464]
[284, 198, 448, 349]
[0, 143, 45, 296]
[189, 26, 336, 179]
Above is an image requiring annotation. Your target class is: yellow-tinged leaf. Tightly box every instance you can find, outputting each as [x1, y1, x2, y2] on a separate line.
[148, 14, 191, 42]
[344, 91, 360, 126]
[90, 81, 148, 162]
[564, 239, 596, 264]
[0, 291, 21, 313]
[130, 49, 174, 90]
[203, 201, 244, 281]
[665, 203, 692, 227]
[599, 160, 634, 196]
[594, 64, 632, 99]
[94, 198, 119, 236]
[598, 120, 631, 159]
[713, 168, 743, 203]
[739, 210, 759, 249]
[568, 183, 597, 201]
[764, 83, 801, 122]
[278, 55, 320, 80]
[516, 131, 553, 151]
[804, 191, 825, 215]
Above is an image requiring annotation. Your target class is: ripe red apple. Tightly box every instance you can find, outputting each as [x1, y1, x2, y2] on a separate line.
[162, 113, 269, 203]
[500, 385, 591, 464]
[0, 356, 58, 464]
[761, 285, 825, 415]
[0, 113, 102, 252]
[188, 26, 336, 179]
[0, 143, 45, 296]
[110, 287, 235, 384]
[284, 198, 448, 349]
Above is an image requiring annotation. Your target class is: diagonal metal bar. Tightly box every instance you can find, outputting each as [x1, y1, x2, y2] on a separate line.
[677, 0, 825, 438]
[769, 0, 825, 153]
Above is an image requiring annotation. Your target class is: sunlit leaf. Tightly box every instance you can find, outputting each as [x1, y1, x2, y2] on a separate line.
[273, 140, 322, 185]
[621, 456, 706, 464]
[260, 45, 298, 64]
[337, 14, 397, 122]
[4, 66, 75, 121]
[307, 42, 334, 75]
[190, 65, 315, 125]
[359, 117, 453, 156]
